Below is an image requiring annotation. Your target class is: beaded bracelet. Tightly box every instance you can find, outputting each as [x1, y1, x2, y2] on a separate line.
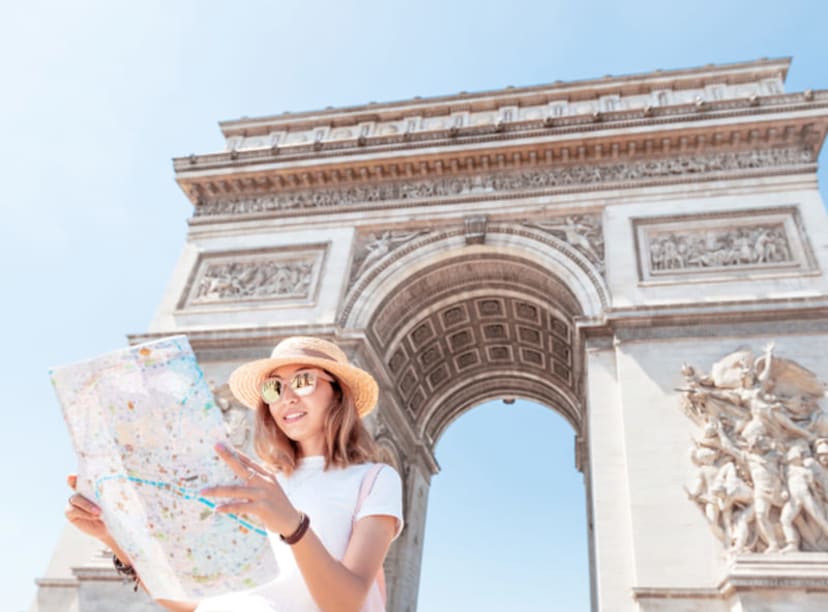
[112, 554, 140, 592]
[280, 512, 310, 545]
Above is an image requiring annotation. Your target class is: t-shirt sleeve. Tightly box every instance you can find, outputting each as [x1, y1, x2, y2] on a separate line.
[355, 464, 405, 540]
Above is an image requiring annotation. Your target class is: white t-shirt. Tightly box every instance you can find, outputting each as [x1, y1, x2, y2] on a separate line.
[195, 457, 404, 612]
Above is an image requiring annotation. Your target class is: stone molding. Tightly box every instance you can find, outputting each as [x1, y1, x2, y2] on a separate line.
[191, 147, 814, 219]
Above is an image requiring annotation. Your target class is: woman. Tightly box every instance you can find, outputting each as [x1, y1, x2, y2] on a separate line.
[65, 336, 404, 612]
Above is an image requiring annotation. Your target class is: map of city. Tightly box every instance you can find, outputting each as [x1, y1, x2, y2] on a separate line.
[51, 336, 279, 600]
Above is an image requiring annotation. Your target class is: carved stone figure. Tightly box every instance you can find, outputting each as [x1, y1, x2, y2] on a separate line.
[348, 229, 431, 286]
[193, 260, 314, 303]
[525, 214, 605, 266]
[649, 224, 793, 273]
[679, 345, 828, 553]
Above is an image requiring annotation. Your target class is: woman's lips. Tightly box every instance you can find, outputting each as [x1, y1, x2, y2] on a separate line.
[283, 411, 307, 424]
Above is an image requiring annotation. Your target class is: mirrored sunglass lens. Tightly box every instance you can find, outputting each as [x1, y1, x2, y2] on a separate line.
[261, 379, 283, 402]
[291, 371, 316, 395]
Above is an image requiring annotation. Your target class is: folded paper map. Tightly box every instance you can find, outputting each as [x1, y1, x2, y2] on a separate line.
[50, 335, 278, 600]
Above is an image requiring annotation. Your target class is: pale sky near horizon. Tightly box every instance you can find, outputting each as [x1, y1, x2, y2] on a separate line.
[2, 2, 827, 611]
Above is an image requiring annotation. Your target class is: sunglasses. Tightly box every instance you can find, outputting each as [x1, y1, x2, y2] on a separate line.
[260, 369, 335, 404]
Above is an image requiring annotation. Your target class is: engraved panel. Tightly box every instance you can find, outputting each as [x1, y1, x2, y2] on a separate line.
[520, 347, 546, 368]
[448, 329, 475, 351]
[549, 315, 570, 341]
[407, 388, 426, 416]
[418, 342, 444, 370]
[476, 298, 505, 317]
[441, 304, 469, 328]
[483, 323, 509, 340]
[514, 301, 541, 324]
[388, 347, 407, 374]
[487, 345, 513, 361]
[400, 367, 418, 397]
[426, 363, 451, 390]
[454, 349, 481, 370]
[553, 362, 572, 383]
[634, 207, 817, 283]
[178, 244, 327, 310]
[517, 326, 542, 346]
[409, 321, 436, 348]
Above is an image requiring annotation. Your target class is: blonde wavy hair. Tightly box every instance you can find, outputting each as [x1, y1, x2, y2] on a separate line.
[253, 372, 382, 475]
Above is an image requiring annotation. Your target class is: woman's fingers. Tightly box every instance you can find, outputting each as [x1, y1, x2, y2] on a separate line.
[201, 485, 262, 500]
[65, 505, 103, 522]
[214, 443, 256, 481]
[231, 450, 270, 477]
[68, 493, 101, 515]
[67, 474, 78, 490]
[214, 501, 255, 515]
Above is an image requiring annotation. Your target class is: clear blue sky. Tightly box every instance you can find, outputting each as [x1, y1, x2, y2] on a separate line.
[2, 2, 827, 611]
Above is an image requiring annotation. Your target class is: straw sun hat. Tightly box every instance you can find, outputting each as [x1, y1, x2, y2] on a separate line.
[228, 336, 379, 417]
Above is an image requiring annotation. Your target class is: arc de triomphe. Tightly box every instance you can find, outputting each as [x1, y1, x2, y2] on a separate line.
[35, 58, 828, 611]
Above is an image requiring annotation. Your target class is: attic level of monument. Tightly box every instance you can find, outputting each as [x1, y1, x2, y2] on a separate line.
[174, 61, 827, 220]
[216, 57, 792, 135]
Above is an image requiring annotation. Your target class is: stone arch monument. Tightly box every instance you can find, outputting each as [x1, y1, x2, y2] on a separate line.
[34, 58, 828, 611]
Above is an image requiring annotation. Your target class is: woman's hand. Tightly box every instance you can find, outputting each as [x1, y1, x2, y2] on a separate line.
[201, 443, 303, 537]
[65, 474, 113, 545]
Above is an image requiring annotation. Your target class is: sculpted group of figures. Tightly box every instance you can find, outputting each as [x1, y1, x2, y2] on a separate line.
[680, 344, 828, 553]
[650, 225, 791, 272]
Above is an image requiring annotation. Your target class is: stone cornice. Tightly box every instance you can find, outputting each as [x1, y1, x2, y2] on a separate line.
[578, 295, 828, 337]
[175, 92, 827, 183]
[217, 58, 791, 137]
[175, 103, 828, 221]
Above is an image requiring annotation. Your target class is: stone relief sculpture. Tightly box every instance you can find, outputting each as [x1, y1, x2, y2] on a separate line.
[209, 380, 254, 452]
[348, 229, 431, 286]
[524, 215, 605, 267]
[193, 260, 314, 303]
[679, 344, 828, 553]
[194, 147, 814, 217]
[649, 224, 792, 272]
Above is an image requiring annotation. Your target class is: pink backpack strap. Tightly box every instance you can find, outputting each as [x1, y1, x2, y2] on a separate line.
[353, 463, 388, 607]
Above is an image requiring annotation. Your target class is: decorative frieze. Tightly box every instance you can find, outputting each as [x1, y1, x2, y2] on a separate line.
[634, 206, 817, 282]
[679, 346, 828, 553]
[178, 245, 327, 309]
[192, 147, 814, 219]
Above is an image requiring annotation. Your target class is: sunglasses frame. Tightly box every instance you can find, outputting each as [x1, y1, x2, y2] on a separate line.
[260, 368, 336, 404]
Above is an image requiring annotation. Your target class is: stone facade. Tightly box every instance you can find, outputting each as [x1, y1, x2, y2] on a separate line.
[33, 58, 828, 611]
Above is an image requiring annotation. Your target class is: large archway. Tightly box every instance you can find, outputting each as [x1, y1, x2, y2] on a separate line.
[416, 399, 590, 611]
[347, 240, 599, 609]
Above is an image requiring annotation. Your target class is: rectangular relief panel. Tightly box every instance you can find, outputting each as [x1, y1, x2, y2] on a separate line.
[177, 243, 328, 311]
[633, 206, 818, 284]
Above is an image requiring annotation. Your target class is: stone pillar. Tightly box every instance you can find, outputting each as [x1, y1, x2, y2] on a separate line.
[387, 457, 433, 612]
[583, 337, 637, 611]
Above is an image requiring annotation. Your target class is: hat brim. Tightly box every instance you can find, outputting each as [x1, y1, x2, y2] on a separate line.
[228, 356, 378, 418]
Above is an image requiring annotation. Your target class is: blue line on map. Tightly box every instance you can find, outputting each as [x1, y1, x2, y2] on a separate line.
[95, 474, 268, 537]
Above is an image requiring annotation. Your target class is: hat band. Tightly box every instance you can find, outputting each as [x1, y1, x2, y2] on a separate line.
[272, 346, 342, 363]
